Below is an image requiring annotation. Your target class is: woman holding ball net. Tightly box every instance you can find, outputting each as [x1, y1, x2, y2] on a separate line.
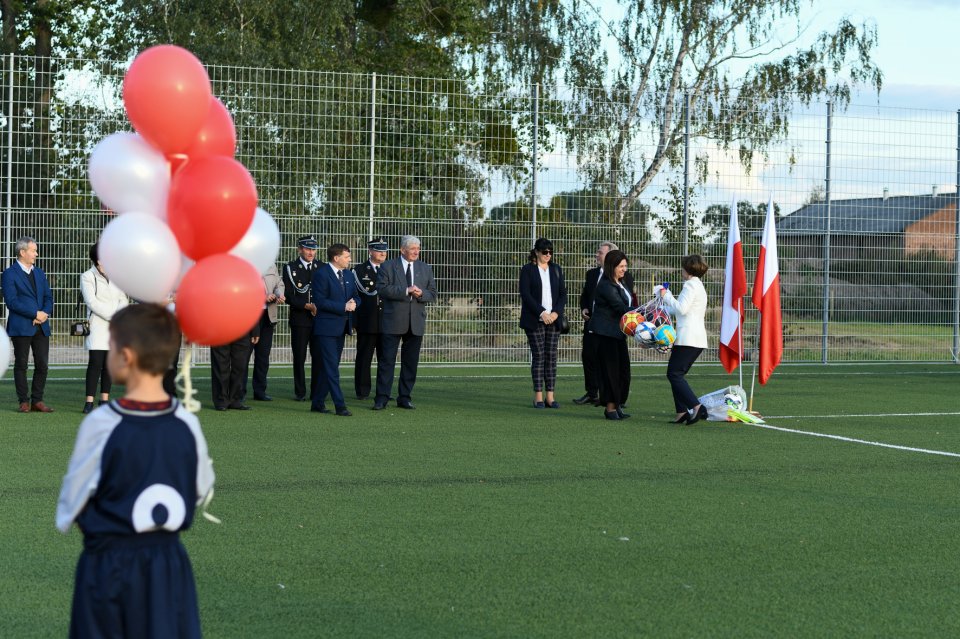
[657, 254, 709, 425]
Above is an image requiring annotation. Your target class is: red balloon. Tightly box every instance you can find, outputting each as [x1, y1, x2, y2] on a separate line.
[176, 254, 263, 346]
[183, 98, 236, 159]
[167, 156, 257, 260]
[123, 45, 212, 154]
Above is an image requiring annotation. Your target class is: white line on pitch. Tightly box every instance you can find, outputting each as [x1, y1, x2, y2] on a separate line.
[750, 423, 960, 458]
[768, 411, 960, 419]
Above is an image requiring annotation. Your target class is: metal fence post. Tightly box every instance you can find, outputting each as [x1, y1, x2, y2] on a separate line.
[531, 82, 539, 243]
[682, 90, 690, 256]
[822, 101, 833, 364]
[953, 109, 960, 363]
[5, 53, 13, 277]
[367, 72, 377, 242]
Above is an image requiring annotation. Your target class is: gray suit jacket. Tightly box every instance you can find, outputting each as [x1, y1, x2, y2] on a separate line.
[378, 257, 437, 336]
[263, 264, 285, 324]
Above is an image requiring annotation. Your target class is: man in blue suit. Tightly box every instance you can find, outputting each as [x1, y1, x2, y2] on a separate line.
[310, 243, 361, 417]
[1, 236, 55, 413]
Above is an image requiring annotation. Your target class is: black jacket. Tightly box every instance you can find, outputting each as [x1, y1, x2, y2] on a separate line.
[283, 258, 321, 327]
[590, 277, 632, 339]
[353, 260, 383, 334]
[518, 262, 567, 330]
[580, 267, 635, 333]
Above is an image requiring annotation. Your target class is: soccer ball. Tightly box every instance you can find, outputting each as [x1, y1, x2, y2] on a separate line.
[654, 324, 676, 348]
[723, 393, 743, 409]
[634, 321, 657, 346]
[620, 311, 643, 336]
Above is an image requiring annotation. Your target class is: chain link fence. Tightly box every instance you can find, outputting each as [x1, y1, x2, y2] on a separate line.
[1, 55, 958, 365]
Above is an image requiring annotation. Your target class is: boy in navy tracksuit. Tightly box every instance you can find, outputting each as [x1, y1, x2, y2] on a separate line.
[57, 304, 215, 638]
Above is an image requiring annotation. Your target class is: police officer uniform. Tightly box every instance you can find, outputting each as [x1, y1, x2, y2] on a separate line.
[283, 235, 321, 400]
[353, 237, 387, 399]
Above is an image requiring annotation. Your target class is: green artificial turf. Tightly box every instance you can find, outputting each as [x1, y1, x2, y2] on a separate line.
[1, 363, 958, 638]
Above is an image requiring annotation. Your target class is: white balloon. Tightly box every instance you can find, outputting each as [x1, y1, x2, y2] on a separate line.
[99, 213, 181, 303]
[89, 133, 170, 220]
[0, 325, 9, 380]
[229, 207, 281, 275]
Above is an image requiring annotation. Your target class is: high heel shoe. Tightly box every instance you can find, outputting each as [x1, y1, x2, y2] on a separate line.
[617, 406, 630, 419]
[670, 414, 687, 424]
[604, 410, 621, 420]
[685, 405, 708, 425]
[82, 401, 93, 414]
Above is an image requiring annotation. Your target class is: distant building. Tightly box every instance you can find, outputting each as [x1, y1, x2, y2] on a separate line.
[779, 192, 957, 261]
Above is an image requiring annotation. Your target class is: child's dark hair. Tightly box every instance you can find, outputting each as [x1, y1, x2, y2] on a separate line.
[682, 254, 709, 277]
[110, 304, 181, 375]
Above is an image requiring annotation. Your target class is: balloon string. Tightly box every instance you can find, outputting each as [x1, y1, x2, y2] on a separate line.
[176, 343, 202, 413]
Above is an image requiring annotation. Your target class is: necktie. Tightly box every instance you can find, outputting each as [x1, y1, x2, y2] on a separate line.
[406, 262, 413, 287]
[338, 269, 344, 292]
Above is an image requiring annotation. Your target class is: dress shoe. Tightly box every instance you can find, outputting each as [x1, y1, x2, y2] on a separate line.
[294, 395, 306, 402]
[311, 405, 331, 413]
[372, 401, 387, 411]
[533, 401, 546, 409]
[686, 405, 708, 425]
[397, 400, 416, 410]
[335, 407, 352, 417]
[604, 410, 621, 420]
[617, 407, 631, 419]
[253, 394, 273, 401]
[82, 401, 94, 414]
[228, 404, 251, 411]
[31, 402, 54, 413]
[591, 398, 604, 407]
[214, 406, 227, 411]
[546, 401, 560, 409]
[18, 402, 31, 413]
[670, 414, 688, 424]
[573, 393, 598, 405]
[356, 394, 369, 401]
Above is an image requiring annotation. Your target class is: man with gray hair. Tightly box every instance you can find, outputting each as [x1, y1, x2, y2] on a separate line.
[574, 241, 635, 406]
[1, 236, 55, 412]
[372, 235, 437, 410]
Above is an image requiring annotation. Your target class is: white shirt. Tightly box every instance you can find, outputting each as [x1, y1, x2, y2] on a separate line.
[17, 259, 33, 274]
[661, 276, 708, 348]
[538, 265, 553, 315]
[300, 258, 313, 270]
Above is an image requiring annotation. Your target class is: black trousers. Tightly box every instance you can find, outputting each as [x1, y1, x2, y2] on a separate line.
[210, 338, 252, 409]
[595, 334, 630, 407]
[163, 346, 181, 398]
[581, 331, 601, 397]
[85, 350, 111, 397]
[249, 311, 276, 399]
[375, 330, 423, 403]
[667, 345, 704, 413]
[12, 327, 49, 404]
[290, 323, 318, 400]
[354, 330, 383, 399]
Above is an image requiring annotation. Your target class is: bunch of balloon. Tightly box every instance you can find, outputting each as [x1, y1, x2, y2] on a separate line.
[87, 45, 281, 410]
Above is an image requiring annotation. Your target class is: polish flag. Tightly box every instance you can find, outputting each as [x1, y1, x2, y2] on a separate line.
[751, 197, 783, 385]
[718, 199, 746, 373]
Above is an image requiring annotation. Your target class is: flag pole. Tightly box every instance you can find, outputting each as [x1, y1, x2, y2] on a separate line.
[737, 297, 743, 390]
[748, 309, 760, 412]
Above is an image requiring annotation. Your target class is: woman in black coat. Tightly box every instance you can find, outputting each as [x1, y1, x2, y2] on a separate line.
[590, 249, 632, 420]
[519, 238, 567, 408]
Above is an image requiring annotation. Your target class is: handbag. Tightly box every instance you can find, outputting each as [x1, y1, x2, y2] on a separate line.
[72, 290, 90, 337]
[558, 314, 570, 335]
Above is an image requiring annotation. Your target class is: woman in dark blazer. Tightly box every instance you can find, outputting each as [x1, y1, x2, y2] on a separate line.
[519, 238, 567, 408]
[590, 249, 632, 420]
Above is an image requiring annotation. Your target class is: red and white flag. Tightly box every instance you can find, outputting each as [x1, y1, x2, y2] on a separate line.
[751, 197, 783, 385]
[719, 199, 746, 373]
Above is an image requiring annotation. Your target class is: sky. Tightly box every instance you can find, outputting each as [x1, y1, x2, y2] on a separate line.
[521, 0, 960, 222]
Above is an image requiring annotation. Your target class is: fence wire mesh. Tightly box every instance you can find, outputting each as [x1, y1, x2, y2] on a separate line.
[1, 55, 958, 366]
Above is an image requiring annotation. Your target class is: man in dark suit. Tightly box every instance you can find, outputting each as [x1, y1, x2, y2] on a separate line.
[1, 236, 54, 413]
[352, 237, 387, 400]
[372, 235, 437, 410]
[574, 241, 635, 406]
[210, 328, 259, 411]
[283, 235, 321, 401]
[310, 243, 362, 417]
[246, 263, 285, 401]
